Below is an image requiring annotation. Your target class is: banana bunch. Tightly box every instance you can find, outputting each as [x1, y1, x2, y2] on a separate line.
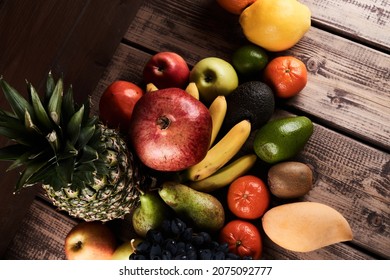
[146, 83, 256, 192]
[183, 85, 256, 192]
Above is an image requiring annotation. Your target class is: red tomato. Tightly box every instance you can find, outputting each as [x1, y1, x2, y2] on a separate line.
[227, 175, 270, 219]
[99, 81, 143, 132]
[219, 220, 263, 259]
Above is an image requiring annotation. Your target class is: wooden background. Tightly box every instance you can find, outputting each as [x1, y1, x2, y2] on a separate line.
[0, 0, 143, 258]
[1, 0, 389, 260]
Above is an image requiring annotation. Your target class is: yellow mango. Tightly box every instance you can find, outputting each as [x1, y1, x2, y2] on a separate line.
[262, 201, 353, 252]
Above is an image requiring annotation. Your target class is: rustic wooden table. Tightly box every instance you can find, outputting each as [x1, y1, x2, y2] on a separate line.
[1, 0, 389, 260]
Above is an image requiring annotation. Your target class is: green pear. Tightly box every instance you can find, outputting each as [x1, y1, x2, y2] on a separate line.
[158, 181, 225, 232]
[111, 238, 142, 260]
[131, 192, 170, 238]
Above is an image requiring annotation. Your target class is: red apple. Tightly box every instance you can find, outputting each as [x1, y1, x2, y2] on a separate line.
[142, 52, 190, 89]
[99, 80, 144, 132]
[129, 88, 212, 171]
[64, 222, 116, 260]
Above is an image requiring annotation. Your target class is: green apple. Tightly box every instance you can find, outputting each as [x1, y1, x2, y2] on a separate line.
[111, 238, 142, 260]
[190, 57, 239, 104]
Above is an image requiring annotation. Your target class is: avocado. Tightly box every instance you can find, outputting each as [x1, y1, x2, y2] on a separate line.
[222, 81, 275, 132]
[253, 116, 313, 163]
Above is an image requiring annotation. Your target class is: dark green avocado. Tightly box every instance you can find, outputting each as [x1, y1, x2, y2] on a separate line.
[222, 81, 275, 132]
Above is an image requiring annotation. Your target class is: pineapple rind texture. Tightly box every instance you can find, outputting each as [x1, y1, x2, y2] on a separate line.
[0, 73, 146, 222]
[43, 126, 142, 222]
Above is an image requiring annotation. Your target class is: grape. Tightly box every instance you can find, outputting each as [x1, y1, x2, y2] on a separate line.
[161, 250, 172, 260]
[191, 234, 204, 246]
[199, 249, 212, 260]
[226, 252, 240, 260]
[187, 249, 197, 260]
[180, 227, 193, 241]
[199, 232, 211, 243]
[212, 251, 226, 260]
[161, 219, 172, 235]
[175, 253, 188, 260]
[218, 243, 229, 253]
[164, 238, 177, 255]
[130, 218, 247, 260]
[176, 241, 186, 255]
[146, 229, 164, 244]
[149, 244, 162, 259]
[135, 240, 151, 254]
[209, 241, 220, 250]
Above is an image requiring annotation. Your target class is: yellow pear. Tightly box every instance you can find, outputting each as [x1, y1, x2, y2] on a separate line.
[239, 0, 311, 52]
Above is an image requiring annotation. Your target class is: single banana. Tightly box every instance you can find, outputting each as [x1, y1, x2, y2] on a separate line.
[184, 119, 251, 181]
[185, 82, 199, 100]
[208, 95, 227, 148]
[146, 83, 158, 92]
[189, 154, 257, 192]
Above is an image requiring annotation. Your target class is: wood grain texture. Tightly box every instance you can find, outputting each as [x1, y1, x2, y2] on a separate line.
[282, 28, 390, 151]
[125, 0, 390, 151]
[3, 200, 78, 260]
[300, 0, 390, 52]
[0, 0, 142, 258]
[262, 237, 376, 260]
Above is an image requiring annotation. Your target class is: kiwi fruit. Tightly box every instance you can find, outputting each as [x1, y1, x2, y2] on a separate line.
[268, 161, 313, 199]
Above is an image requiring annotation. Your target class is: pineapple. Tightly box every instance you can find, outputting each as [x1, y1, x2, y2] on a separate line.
[0, 73, 152, 222]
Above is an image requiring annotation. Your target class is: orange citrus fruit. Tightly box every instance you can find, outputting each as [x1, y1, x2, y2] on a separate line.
[216, 0, 257, 15]
[263, 56, 308, 98]
[219, 220, 263, 259]
[227, 175, 270, 219]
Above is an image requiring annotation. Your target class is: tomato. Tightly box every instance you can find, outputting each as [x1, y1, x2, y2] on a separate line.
[263, 55, 308, 98]
[99, 81, 144, 132]
[219, 220, 263, 259]
[227, 175, 270, 219]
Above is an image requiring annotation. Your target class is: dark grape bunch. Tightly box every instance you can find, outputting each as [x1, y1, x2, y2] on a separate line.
[129, 218, 252, 260]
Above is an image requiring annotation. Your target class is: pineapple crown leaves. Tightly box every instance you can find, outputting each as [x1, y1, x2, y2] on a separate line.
[0, 73, 106, 192]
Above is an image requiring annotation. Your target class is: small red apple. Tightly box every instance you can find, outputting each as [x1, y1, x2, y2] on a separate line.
[129, 88, 212, 171]
[99, 80, 144, 132]
[142, 52, 190, 89]
[64, 222, 116, 260]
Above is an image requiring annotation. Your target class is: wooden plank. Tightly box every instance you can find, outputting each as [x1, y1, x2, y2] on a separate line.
[262, 238, 376, 260]
[91, 43, 390, 259]
[282, 28, 390, 151]
[300, 0, 390, 52]
[124, 0, 390, 151]
[0, 0, 142, 258]
[3, 200, 78, 260]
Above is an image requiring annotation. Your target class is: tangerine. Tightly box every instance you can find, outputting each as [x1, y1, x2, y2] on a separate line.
[216, 0, 257, 15]
[263, 56, 308, 98]
[219, 219, 263, 259]
[227, 175, 270, 219]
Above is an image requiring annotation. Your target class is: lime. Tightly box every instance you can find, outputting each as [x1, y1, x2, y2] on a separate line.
[232, 44, 269, 79]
